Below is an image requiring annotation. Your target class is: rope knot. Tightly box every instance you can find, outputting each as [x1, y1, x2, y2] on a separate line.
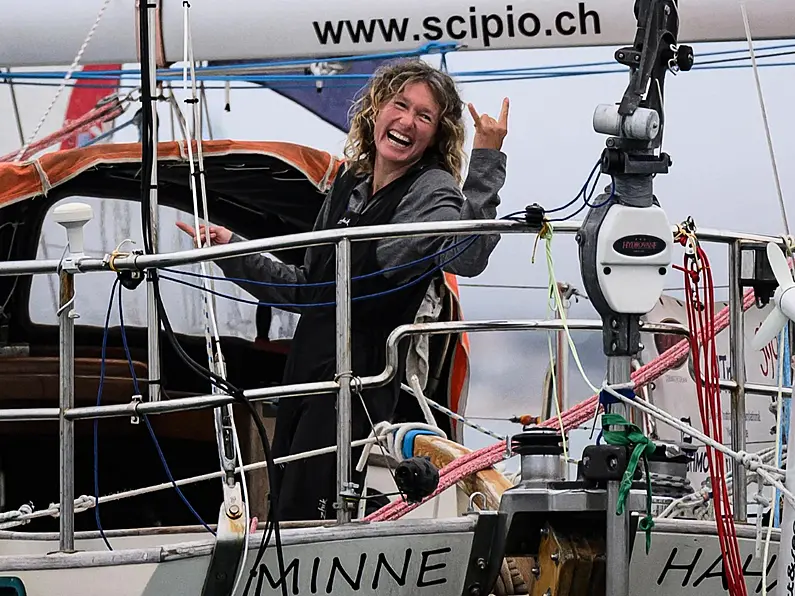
[600, 412, 656, 554]
[738, 450, 761, 472]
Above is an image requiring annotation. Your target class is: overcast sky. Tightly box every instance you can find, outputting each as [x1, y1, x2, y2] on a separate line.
[1, 36, 793, 452]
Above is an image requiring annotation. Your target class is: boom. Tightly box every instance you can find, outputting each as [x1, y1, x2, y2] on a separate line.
[1, 0, 793, 67]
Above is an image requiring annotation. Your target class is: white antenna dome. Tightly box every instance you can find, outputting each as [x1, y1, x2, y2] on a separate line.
[52, 202, 93, 256]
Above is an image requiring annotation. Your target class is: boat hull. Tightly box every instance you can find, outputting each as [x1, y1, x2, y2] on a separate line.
[0, 517, 782, 595]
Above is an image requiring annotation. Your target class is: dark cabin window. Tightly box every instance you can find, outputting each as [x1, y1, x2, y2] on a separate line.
[30, 196, 298, 341]
[0, 577, 26, 596]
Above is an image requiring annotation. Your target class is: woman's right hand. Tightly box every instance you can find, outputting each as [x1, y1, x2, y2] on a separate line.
[175, 221, 233, 247]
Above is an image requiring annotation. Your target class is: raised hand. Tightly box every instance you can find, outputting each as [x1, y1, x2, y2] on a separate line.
[468, 98, 509, 151]
[175, 220, 233, 247]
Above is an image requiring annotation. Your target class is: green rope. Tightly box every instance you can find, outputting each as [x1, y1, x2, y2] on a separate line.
[601, 412, 656, 554]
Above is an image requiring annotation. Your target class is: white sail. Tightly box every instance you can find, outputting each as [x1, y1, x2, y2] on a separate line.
[2, 0, 794, 67]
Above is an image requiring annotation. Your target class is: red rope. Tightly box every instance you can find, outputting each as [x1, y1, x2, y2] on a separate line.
[0, 98, 124, 163]
[682, 242, 747, 595]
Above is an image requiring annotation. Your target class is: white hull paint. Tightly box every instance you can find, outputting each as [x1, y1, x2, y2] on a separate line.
[0, 518, 477, 596]
[632, 519, 781, 595]
[1, 0, 794, 67]
[0, 518, 782, 595]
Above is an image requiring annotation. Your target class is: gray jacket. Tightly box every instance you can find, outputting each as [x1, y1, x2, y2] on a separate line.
[216, 148, 506, 312]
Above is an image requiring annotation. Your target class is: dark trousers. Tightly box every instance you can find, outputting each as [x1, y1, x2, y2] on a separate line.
[269, 382, 398, 521]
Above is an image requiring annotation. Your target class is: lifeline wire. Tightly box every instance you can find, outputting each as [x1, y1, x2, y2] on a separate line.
[739, 1, 790, 237]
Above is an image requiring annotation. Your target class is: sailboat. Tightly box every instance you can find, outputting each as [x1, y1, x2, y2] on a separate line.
[0, 0, 793, 594]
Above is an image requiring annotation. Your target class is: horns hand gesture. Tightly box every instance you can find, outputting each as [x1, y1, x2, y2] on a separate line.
[468, 98, 509, 151]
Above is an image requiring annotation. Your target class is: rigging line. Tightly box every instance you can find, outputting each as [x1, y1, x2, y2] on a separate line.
[603, 382, 794, 511]
[13, 0, 113, 161]
[117, 284, 216, 535]
[3, 68, 24, 145]
[181, 4, 251, 592]
[182, 4, 225, 356]
[739, 1, 790, 237]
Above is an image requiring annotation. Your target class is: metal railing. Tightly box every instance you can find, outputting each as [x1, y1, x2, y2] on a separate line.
[0, 216, 789, 545]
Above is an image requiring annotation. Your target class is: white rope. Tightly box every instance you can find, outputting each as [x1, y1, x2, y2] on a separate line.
[0, 503, 33, 524]
[408, 374, 436, 426]
[738, 1, 790, 236]
[657, 446, 787, 519]
[14, 0, 113, 161]
[355, 422, 446, 473]
[0, 496, 95, 530]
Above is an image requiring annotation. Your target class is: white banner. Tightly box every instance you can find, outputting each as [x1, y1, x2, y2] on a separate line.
[1, 0, 794, 67]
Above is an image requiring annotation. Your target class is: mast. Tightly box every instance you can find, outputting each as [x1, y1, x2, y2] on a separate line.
[577, 0, 691, 593]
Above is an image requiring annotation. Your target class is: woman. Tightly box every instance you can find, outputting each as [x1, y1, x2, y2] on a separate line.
[177, 59, 509, 521]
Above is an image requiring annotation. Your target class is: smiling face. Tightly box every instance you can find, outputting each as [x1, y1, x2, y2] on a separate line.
[372, 81, 441, 174]
[343, 60, 466, 185]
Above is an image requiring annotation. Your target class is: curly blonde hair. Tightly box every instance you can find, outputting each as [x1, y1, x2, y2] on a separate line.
[343, 60, 466, 184]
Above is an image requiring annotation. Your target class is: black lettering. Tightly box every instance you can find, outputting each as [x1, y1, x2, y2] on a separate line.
[311, 556, 320, 594]
[481, 14, 503, 46]
[326, 553, 367, 593]
[657, 547, 703, 586]
[687, 449, 709, 473]
[517, 12, 541, 37]
[469, 6, 478, 39]
[579, 2, 601, 34]
[693, 554, 728, 590]
[418, 547, 451, 588]
[257, 559, 300, 595]
[740, 552, 777, 593]
[423, 17, 443, 40]
[312, 21, 344, 45]
[446, 16, 467, 39]
[376, 18, 409, 42]
[372, 549, 412, 589]
[506, 5, 515, 36]
[555, 11, 576, 35]
[343, 20, 378, 43]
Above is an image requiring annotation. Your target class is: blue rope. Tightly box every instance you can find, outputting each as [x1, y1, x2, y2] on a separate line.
[160, 235, 479, 310]
[774, 329, 792, 527]
[3, 61, 795, 91]
[82, 118, 138, 147]
[3, 45, 793, 83]
[116, 286, 216, 535]
[163, 232, 477, 289]
[93, 279, 119, 551]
